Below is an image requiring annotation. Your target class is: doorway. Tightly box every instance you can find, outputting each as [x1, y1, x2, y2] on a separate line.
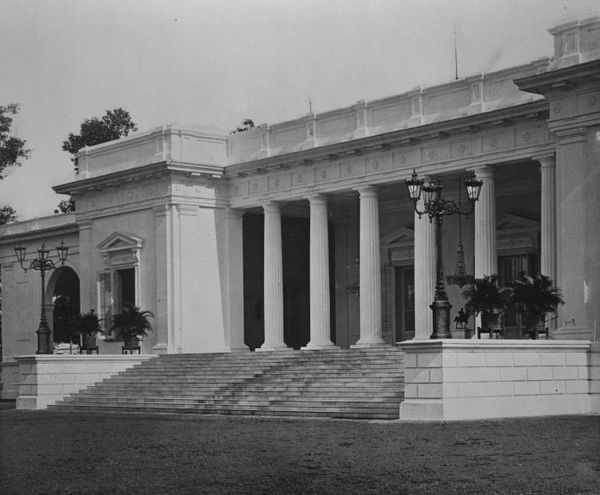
[395, 266, 415, 342]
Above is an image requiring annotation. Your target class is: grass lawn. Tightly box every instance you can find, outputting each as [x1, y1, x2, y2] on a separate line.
[1, 411, 599, 494]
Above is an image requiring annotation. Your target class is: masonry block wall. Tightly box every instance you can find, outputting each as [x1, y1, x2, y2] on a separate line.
[400, 340, 592, 421]
[15, 355, 157, 410]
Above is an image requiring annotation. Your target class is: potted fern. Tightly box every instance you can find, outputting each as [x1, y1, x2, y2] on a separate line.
[110, 304, 154, 350]
[462, 275, 512, 338]
[77, 310, 102, 353]
[509, 273, 564, 339]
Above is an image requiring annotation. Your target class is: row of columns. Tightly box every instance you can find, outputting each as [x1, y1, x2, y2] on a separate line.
[255, 156, 557, 347]
[260, 187, 385, 350]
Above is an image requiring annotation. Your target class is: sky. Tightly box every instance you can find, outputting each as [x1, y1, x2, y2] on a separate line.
[1, 0, 598, 220]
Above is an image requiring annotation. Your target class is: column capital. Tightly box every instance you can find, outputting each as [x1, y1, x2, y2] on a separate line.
[307, 193, 327, 206]
[226, 207, 245, 219]
[472, 165, 495, 179]
[356, 185, 378, 198]
[535, 154, 556, 169]
[262, 201, 281, 213]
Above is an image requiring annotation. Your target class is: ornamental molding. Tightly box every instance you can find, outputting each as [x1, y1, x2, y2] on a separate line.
[97, 231, 143, 269]
[227, 116, 554, 208]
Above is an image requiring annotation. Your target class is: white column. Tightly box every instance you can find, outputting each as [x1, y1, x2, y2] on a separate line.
[474, 166, 497, 278]
[539, 155, 557, 331]
[355, 186, 385, 346]
[259, 202, 287, 351]
[414, 195, 436, 340]
[304, 195, 337, 349]
[539, 155, 556, 281]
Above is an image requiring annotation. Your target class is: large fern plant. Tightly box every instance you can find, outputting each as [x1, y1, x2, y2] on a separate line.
[508, 273, 564, 329]
[110, 304, 154, 347]
[462, 275, 512, 317]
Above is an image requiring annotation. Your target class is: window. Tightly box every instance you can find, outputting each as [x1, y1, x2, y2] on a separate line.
[96, 232, 143, 335]
[117, 268, 135, 310]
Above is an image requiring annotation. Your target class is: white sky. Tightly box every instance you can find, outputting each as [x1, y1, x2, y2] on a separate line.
[1, 0, 598, 220]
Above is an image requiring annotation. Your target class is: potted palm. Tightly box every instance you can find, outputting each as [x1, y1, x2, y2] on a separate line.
[509, 273, 564, 339]
[110, 304, 154, 350]
[462, 275, 512, 338]
[77, 310, 102, 353]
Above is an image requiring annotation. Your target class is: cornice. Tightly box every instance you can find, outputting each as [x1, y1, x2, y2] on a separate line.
[0, 220, 79, 246]
[53, 161, 224, 196]
[515, 59, 600, 95]
[224, 101, 549, 177]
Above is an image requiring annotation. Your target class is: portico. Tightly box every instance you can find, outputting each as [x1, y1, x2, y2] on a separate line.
[1, 15, 599, 419]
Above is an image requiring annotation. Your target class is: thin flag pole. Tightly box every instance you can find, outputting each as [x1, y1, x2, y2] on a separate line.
[454, 24, 459, 80]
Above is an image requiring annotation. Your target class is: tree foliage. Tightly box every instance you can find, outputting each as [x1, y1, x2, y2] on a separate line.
[62, 108, 138, 171]
[0, 205, 17, 225]
[54, 198, 76, 214]
[58, 108, 137, 214]
[0, 103, 30, 178]
[230, 118, 256, 134]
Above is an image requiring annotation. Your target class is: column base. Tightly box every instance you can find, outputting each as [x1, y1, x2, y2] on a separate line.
[152, 343, 168, 354]
[228, 345, 251, 353]
[351, 338, 387, 348]
[255, 345, 293, 352]
[301, 342, 339, 350]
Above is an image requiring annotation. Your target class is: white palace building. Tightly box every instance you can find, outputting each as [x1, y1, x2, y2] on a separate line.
[0, 16, 599, 421]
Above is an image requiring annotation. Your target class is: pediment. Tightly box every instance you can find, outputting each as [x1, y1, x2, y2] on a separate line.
[382, 225, 414, 247]
[97, 231, 144, 252]
[497, 213, 540, 233]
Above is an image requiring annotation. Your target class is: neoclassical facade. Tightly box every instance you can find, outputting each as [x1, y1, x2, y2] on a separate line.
[1, 17, 599, 405]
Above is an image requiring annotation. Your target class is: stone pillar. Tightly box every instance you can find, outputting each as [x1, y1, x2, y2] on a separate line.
[538, 155, 557, 282]
[304, 195, 337, 349]
[355, 186, 385, 346]
[226, 208, 248, 352]
[474, 166, 497, 278]
[259, 202, 287, 351]
[414, 194, 436, 340]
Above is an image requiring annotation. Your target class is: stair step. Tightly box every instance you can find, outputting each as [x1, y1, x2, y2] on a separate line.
[50, 348, 405, 420]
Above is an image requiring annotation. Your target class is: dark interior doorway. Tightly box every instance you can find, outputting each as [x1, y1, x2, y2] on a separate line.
[51, 266, 80, 344]
[243, 213, 335, 350]
[395, 266, 415, 342]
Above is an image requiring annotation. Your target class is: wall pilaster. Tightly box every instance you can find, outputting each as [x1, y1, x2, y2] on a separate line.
[225, 208, 247, 352]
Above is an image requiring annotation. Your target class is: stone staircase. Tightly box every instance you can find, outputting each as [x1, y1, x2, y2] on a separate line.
[48, 347, 404, 419]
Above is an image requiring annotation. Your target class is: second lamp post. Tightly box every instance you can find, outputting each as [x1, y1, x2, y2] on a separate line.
[13, 241, 69, 354]
[406, 170, 483, 338]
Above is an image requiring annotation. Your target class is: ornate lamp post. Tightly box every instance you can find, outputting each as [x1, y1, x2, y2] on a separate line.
[13, 241, 69, 354]
[405, 170, 482, 338]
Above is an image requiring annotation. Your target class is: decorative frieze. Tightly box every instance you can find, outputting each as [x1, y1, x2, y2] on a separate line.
[227, 115, 553, 208]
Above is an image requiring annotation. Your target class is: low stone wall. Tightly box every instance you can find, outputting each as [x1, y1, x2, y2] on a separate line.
[399, 340, 594, 421]
[15, 354, 157, 410]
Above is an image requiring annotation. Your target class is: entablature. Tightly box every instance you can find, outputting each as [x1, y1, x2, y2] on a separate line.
[225, 103, 554, 209]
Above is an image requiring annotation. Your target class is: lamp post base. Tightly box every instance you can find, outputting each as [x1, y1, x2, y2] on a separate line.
[430, 299, 452, 339]
[36, 321, 53, 355]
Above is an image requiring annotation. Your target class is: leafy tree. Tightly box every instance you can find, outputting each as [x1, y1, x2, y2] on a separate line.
[230, 118, 256, 134]
[62, 108, 137, 172]
[58, 108, 137, 213]
[0, 104, 30, 178]
[54, 198, 76, 214]
[0, 205, 17, 225]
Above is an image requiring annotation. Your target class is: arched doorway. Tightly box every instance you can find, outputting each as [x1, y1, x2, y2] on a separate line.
[48, 266, 80, 344]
